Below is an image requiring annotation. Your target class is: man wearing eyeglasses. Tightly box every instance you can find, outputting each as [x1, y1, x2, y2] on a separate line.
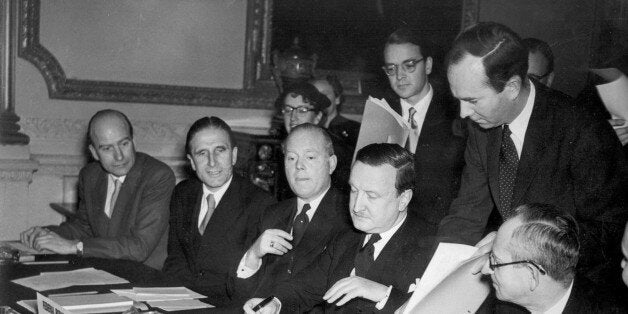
[281, 82, 331, 134]
[523, 38, 555, 88]
[479, 203, 625, 313]
[380, 28, 467, 236]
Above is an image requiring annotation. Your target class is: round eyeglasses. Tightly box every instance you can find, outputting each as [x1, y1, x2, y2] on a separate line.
[281, 105, 317, 115]
[382, 58, 425, 76]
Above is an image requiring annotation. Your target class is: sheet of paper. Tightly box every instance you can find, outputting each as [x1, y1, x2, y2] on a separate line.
[596, 73, 628, 121]
[12, 268, 129, 291]
[112, 287, 205, 301]
[402, 242, 478, 313]
[148, 299, 214, 311]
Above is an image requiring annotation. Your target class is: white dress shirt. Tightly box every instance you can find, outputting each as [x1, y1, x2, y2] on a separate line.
[507, 81, 536, 158]
[104, 174, 126, 215]
[197, 175, 233, 229]
[400, 83, 434, 153]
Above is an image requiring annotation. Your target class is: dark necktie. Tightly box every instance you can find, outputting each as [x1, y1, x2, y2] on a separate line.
[198, 194, 215, 235]
[354, 233, 381, 277]
[498, 125, 519, 218]
[292, 203, 310, 245]
[408, 107, 418, 130]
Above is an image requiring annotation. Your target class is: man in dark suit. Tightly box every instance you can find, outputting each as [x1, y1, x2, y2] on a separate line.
[479, 203, 626, 314]
[163, 116, 275, 306]
[230, 123, 352, 304]
[437, 22, 627, 277]
[381, 28, 467, 235]
[244, 143, 434, 313]
[20, 109, 175, 270]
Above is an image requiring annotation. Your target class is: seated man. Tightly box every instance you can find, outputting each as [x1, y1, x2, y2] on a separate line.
[480, 203, 626, 313]
[20, 109, 175, 270]
[163, 116, 275, 305]
[244, 143, 434, 313]
[229, 123, 352, 305]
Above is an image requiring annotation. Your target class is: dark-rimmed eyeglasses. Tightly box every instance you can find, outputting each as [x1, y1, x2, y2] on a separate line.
[281, 105, 317, 115]
[382, 58, 424, 76]
[528, 71, 551, 82]
[488, 251, 546, 275]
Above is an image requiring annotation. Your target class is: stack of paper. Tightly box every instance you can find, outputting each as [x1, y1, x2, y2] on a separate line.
[12, 268, 129, 291]
[112, 287, 213, 311]
[37, 292, 133, 314]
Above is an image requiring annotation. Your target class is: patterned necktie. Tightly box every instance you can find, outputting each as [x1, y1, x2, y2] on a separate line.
[292, 203, 311, 246]
[498, 125, 519, 218]
[354, 233, 381, 277]
[408, 107, 418, 130]
[199, 194, 215, 235]
[105, 179, 121, 218]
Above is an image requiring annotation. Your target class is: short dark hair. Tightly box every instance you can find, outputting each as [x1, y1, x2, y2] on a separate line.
[523, 38, 554, 74]
[310, 75, 344, 104]
[508, 203, 580, 287]
[185, 116, 236, 155]
[87, 109, 134, 146]
[385, 28, 433, 60]
[282, 123, 334, 156]
[446, 22, 528, 92]
[354, 143, 415, 195]
[281, 82, 331, 113]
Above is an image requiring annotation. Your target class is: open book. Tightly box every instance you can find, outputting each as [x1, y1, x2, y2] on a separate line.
[354, 97, 411, 161]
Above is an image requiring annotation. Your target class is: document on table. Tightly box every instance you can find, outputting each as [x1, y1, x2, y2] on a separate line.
[111, 286, 206, 301]
[402, 242, 478, 313]
[12, 267, 129, 291]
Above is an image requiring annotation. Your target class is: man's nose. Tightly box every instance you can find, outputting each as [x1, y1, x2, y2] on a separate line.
[480, 258, 493, 275]
[459, 102, 474, 118]
[113, 146, 124, 161]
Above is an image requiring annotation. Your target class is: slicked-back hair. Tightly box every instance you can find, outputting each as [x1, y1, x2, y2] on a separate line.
[354, 143, 415, 195]
[185, 116, 236, 155]
[281, 82, 331, 113]
[87, 109, 134, 146]
[523, 37, 554, 73]
[282, 123, 334, 157]
[385, 28, 432, 60]
[446, 22, 528, 93]
[508, 203, 580, 287]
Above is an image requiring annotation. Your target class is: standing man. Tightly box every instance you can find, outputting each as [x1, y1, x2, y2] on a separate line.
[20, 109, 175, 270]
[523, 38, 555, 87]
[243, 144, 434, 313]
[230, 123, 352, 304]
[382, 28, 467, 235]
[438, 22, 627, 277]
[163, 116, 275, 306]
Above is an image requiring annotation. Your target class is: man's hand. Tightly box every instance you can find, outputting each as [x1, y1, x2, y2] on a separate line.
[609, 119, 628, 146]
[323, 276, 388, 306]
[33, 231, 79, 254]
[470, 231, 495, 274]
[20, 226, 49, 249]
[245, 229, 293, 269]
[243, 297, 280, 314]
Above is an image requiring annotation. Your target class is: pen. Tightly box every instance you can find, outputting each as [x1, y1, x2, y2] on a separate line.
[252, 295, 275, 312]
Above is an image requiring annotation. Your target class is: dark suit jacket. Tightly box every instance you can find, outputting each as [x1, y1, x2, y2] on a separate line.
[438, 81, 628, 271]
[272, 212, 434, 313]
[480, 276, 627, 314]
[229, 187, 352, 304]
[48, 152, 175, 270]
[163, 174, 275, 306]
[386, 87, 467, 235]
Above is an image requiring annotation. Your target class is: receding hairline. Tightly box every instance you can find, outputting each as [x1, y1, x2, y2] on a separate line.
[284, 126, 333, 155]
[88, 111, 133, 144]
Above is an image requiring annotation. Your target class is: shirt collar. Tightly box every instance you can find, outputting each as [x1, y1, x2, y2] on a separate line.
[364, 213, 407, 246]
[202, 175, 233, 206]
[296, 185, 331, 220]
[400, 83, 434, 113]
[508, 80, 536, 145]
[108, 174, 126, 184]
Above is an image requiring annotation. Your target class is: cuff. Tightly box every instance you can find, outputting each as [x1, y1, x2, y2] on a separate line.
[375, 285, 393, 310]
[237, 250, 262, 278]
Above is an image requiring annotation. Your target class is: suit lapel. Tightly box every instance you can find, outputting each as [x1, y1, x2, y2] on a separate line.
[107, 162, 141, 236]
[92, 171, 109, 235]
[202, 177, 244, 240]
[293, 190, 338, 259]
[487, 127, 503, 211]
[512, 85, 549, 206]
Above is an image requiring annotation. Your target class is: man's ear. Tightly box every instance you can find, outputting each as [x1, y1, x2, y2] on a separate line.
[88, 145, 100, 161]
[527, 264, 541, 291]
[398, 189, 413, 212]
[313, 111, 324, 125]
[425, 56, 434, 76]
[328, 154, 337, 175]
[187, 154, 196, 172]
[231, 147, 238, 166]
[504, 75, 522, 101]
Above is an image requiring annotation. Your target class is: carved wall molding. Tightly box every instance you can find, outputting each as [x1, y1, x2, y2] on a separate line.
[17, 0, 277, 109]
[0, 159, 38, 182]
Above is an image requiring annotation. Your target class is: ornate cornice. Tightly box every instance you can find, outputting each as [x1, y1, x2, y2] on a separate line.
[0, 159, 38, 182]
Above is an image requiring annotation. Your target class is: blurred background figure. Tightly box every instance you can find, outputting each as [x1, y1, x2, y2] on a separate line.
[523, 38, 555, 87]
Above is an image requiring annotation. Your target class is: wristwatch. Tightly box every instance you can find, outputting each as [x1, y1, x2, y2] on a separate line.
[76, 241, 84, 256]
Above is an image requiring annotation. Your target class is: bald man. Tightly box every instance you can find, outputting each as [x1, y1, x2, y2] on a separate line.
[20, 109, 175, 269]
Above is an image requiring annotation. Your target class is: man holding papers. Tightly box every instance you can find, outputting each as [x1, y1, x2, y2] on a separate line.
[20, 110, 174, 270]
[244, 143, 434, 313]
[380, 28, 466, 236]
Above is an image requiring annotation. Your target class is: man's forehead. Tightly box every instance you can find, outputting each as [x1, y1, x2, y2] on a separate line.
[351, 162, 396, 187]
[286, 130, 325, 151]
[384, 43, 423, 62]
[191, 128, 231, 147]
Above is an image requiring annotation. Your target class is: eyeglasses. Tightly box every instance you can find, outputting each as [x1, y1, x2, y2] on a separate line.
[488, 251, 546, 275]
[382, 58, 424, 76]
[528, 71, 551, 81]
[281, 105, 317, 115]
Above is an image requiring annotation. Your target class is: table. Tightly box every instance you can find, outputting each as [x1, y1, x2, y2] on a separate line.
[0, 256, 240, 313]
